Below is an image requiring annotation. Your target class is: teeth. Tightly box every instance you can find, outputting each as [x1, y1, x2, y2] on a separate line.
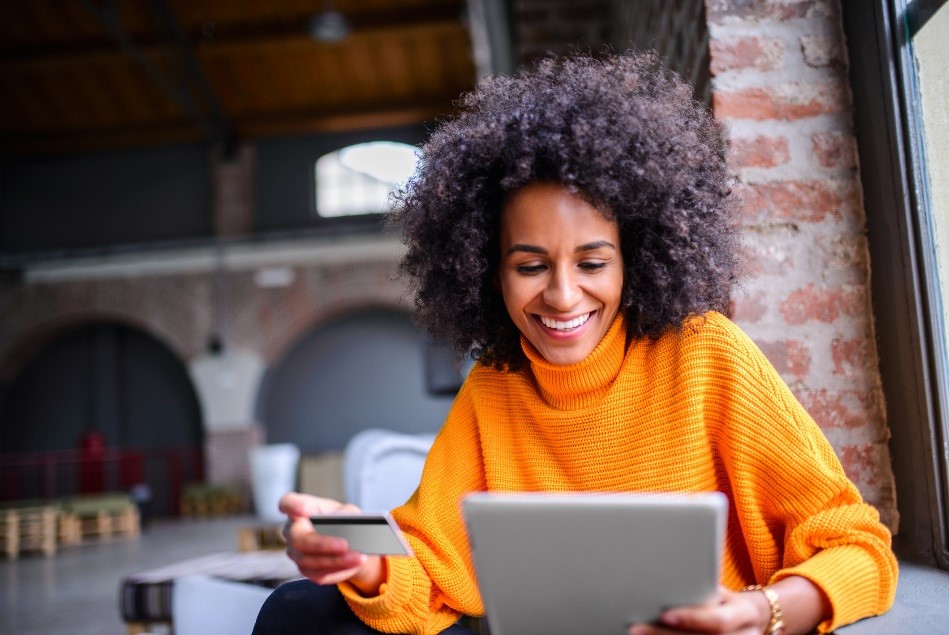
[540, 313, 591, 331]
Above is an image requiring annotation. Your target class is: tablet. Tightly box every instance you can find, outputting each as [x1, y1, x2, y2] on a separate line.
[461, 491, 727, 635]
[310, 514, 413, 556]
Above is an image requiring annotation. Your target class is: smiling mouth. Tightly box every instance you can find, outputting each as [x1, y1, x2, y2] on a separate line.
[538, 312, 594, 331]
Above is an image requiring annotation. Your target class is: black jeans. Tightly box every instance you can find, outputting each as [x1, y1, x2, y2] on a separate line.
[252, 579, 479, 634]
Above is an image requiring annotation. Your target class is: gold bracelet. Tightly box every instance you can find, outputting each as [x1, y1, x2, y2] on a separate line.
[744, 584, 785, 635]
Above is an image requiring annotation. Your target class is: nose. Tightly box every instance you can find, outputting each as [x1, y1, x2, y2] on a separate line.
[543, 267, 582, 311]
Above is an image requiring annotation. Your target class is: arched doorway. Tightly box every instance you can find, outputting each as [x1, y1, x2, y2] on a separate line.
[258, 308, 459, 453]
[0, 321, 203, 515]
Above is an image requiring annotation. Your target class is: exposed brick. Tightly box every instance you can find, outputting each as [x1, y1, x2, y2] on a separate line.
[779, 283, 864, 324]
[729, 289, 768, 323]
[838, 442, 887, 487]
[713, 81, 849, 121]
[817, 235, 870, 285]
[831, 337, 873, 376]
[710, 37, 784, 74]
[213, 144, 256, 237]
[729, 135, 790, 170]
[797, 388, 883, 431]
[812, 130, 857, 169]
[706, 0, 837, 23]
[758, 339, 811, 379]
[737, 180, 843, 224]
[800, 34, 845, 68]
[739, 236, 795, 275]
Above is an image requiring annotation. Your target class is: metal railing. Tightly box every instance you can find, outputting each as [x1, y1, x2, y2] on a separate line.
[0, 446, 203, 517]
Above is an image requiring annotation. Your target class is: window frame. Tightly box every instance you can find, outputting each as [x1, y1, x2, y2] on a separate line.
[841, 0, 949, 568]
[255, 124, 428, 237]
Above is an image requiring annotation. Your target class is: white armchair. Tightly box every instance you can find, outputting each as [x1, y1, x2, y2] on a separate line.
[342, 428, 436, 512]
[172, 574, 273, 635]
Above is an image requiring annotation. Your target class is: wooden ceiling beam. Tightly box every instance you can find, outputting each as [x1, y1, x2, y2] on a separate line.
[0, 98, 460, 157]
[0, 16, 467, 70]
[0, 123, 203, 158]
[237, 99, 459, 137]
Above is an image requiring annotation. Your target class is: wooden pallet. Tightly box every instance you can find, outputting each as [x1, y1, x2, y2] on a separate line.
[180, 483, 247, 518]
[238, 524, 285, 552]
[68, 494, 141, 542]
[0, 506, 57, 559]
[58, 511, 82, 547]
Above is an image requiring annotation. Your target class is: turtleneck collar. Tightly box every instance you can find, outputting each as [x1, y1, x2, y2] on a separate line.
[520, 313, 627, 410]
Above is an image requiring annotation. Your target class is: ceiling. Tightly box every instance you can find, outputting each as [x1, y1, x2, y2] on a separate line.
[0, 0, 478, 159]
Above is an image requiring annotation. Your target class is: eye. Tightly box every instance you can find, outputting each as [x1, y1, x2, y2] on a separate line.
[578, 261, 607, 271]
[516, 264, 547, 275]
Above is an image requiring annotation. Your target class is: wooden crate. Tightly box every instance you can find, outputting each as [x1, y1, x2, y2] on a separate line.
[180, 483, 247, 518]
[238, 524, 285, 552]
[67, 493, 141, 542]
[58, 511, 82, 547]
[0, 506, 57, 559]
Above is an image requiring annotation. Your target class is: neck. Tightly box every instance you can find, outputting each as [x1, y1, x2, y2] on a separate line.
[520, 315, 627, 409]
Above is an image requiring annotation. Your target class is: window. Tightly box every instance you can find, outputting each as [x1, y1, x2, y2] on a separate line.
[843, 0, 949, 568]
[314, 141, 421, 218]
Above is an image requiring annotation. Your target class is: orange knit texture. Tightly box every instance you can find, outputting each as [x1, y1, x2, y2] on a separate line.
[340, 312, 898, 634]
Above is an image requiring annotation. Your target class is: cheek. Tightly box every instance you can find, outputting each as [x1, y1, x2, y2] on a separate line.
[499, 276, 536, 319]
[497, 275, 519, 315]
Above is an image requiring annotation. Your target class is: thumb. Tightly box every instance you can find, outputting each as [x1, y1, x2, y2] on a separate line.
[279, 492, 350, 518]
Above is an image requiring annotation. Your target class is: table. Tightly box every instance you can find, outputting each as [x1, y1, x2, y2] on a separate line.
[120, 550, 301, 634]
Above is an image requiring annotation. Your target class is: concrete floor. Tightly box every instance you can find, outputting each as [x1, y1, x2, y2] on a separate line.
[0, 514, 264, 635]
[5, 514, 949, 634]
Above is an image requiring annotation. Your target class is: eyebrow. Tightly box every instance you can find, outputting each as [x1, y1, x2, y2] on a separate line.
[505, 240, 616, 256]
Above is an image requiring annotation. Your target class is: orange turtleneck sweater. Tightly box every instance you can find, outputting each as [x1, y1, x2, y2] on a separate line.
[339, 312, 898, 634]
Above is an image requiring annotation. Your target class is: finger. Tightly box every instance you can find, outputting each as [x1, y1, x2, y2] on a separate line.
[627, 623, 695, 635]
[287, 520, 353, 555]
[290, 546, 364, 572]
[279, 492, 347, 517]
[659, 593, 760, 633]
[293, 549, 368, 586]
[304, 562, 365, 586]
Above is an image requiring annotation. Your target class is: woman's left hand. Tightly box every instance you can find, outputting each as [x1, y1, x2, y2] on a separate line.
[628, 586, 769, 634]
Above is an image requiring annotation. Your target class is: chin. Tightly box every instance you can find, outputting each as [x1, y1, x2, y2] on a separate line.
[540, 345, 593, 366]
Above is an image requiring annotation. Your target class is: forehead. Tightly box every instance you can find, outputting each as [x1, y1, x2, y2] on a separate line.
[500, 183, 617, 241]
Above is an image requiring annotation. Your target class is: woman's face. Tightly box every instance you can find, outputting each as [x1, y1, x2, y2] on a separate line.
[498, 182, 624, 366]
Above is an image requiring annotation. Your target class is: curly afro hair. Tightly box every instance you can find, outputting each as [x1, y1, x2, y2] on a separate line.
[393, 51, 740, 371]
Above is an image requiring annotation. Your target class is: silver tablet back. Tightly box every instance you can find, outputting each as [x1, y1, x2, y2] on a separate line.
[461, 491, 727, 635]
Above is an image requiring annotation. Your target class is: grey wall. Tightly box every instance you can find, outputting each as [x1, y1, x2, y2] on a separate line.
[258, 308, 457, 453]
[0, 322, 202, 453]
[0, 144, 213, 257]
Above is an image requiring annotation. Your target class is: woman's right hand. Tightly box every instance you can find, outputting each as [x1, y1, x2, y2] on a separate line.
[280, 492, 386, 594]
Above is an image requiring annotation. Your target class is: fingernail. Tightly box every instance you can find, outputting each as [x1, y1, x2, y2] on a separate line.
[662, 613, 681, 626]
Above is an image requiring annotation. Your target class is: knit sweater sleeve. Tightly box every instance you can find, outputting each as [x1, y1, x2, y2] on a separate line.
[698, 314, 898, 632]
[338, 377, 487, 634]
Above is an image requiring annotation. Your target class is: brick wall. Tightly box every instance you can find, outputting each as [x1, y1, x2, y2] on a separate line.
[510, 0, 896, 529]
[706, 0, 896, 528]
[0, 256, 409, 381]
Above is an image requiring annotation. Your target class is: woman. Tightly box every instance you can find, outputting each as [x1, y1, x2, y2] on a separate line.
[254, 52, 897, 635]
